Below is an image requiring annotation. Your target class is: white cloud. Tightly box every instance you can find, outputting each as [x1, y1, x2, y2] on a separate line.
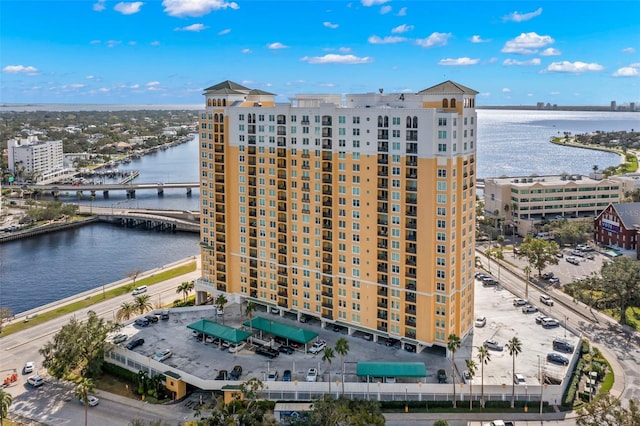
[86, 75, 95, 79]
[106, 40, 122, 48]
[98, 87, 110, 92]
[93, 0, 106, 11]
[470, 35, 490, 43]
[391, 24, 413, 34]
[300, 54, 374, 64]
[503, 58, 541, 66]
[151, 41, 160, 46]
[114, 2, 144, 15]
[545, 61, 604, 73]
[146, 81, 161, 91]
[503, 7, 543, 22]
[129, 41, 137, 45]
[338, 47, 352, 53]
[175, 23, 208, 32]
[622, 47, 636, 54]
[397, 7, 407, 16]
[540, 48, 561, 56]
[130, 84, 140, 89]
[267, 42, 289, 49]
[218, 28, 231, 35]
[415, 32, 452, 48]
[380, 5, 391, 14]
[502, 88, 511, 93]
[368, 35, 406, 44]
[361, 0, 389, 6]
[90, 40, 101, 44]
[162, 0, 239, 17]
[323, 21, 339, 29]
[2, 65, 39, 74]
[501, 32, 554, 54]
[438, 57, 479, 66]
[241, 48, 252, 54]
[612, 66, 639, 77]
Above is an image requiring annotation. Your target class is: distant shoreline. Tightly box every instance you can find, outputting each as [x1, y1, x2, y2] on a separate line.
[478, 105, 637, 112]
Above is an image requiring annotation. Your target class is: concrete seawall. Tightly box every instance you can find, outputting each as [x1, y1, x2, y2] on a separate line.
[0, 216, 98, 243]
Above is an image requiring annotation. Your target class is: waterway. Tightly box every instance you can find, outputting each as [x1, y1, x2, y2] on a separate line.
[1, 109, 637, 314]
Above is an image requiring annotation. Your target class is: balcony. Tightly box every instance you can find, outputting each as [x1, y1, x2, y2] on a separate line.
[406, 195, 418, 204]
[322, 230, 332, 241]
[377, 239, 388, 249]
[377, 141, 388, 152]
[323, 265, 333, 274]
[377, 178, 388, 189]
[277, 160, 287, 169]
[377, 252, 388, 261]
[322, 196, 332, 207]
[406, 231, 417, 241]
[278, 266, 287, 276]
[406, 219, 417, 229]
[377, 274, 388, 285]
[323, 254, 333, 263]
[406, 255, 417, 266]
[278, 277, 288, 287]
[406, 183, 417, 192]
[406, 169, 417, 178]
[278, 191, 287, 201]
[377, 287, 388, 297]
[216, 254, 226, 263]
[249, 259, 257, 268]
[377, 203, 388, 213]
[322, 219, 332, 229]
[405, 305, 416, 315]
[278, 171, 287, 180]
[216, 244, 225, 252]
[377, 226, 388, 237]
[406, 207, 417, 217]
[278, 202, 287, 212]
[406, 243, 417, 254]
[322, 175, 332, 184]
[278, 224, 287, 233]
[278, 245, 287, 254]
[278, 213, 287, 223]
[377, 299, 388, 309]
[377, 216, 388, 226]
[322, 290, 333, 297]
[248, 157, 256, 166]
[216, 264, 226, 273]
[406, 268, 417, 278]
[405, 292, 417, 303]
[249, 238, 257, 248]
[277, 138, 286, 147]
[322, 139, 332, 149]
[278, 255, 287, 265]
[249, 208, 256, 218]
[322, 277, 333, 286]
[278, 235, 287, 244]
[377, 154, 388, 164]
[278, 300, 289, 308]
[377, 190, 388, 201]
[250, 290, 258, 298]
[249, 220, 257, 227]
[377, 166, 388, 176]
[377, 323, 388, 332]
[377, 310, 388, 320]
[406, 281, 416, 291]
[323, 243, 332, 252]
[406, 144, 418, 154]
[405, 317, 416, 327]
[377, 264, 388, 273]
[322, 151, 332, 161]
[250, 279, 258, 289]
[322, 163, 332, 172]
[322, 311, 333, 320]
[322, 185, 332, 195]
[322, 116, 332, 126]
[405, 330, 416, 339]
[277, 290, 288, 297]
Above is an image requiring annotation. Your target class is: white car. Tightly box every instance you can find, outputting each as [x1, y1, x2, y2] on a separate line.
[152, 349, 172, 362]
[132, 285, 148, 295]
[112, 334, 128, 344]
[309, 340, 327, 354]
[540, 295, 554, 306]
[474, 316, 487, 327]
[306, 368, 318, 382]
[23, 361, 35, 374]
[228, 341, 246, 353]
[267, 370, 279, 381]
[512, 298, 527, 307]
[27, 375, 44, 387]
[80, 395, 100, 406]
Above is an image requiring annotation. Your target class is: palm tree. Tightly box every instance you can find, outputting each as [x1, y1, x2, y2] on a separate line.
[0, 388, 13, 426]
[334, 337, 350, 396]
[133, 294, 152, 315]
[465, 359, 477, 410]
[523, 265, 532, 299]
[215, 294, 228, 324]
[477, 346, 491, 408]
[176, 281, 194, 303]
[506, 336, 523, 409]
[447, 333, 461, 408]
[116, 301, 136, 323]
[494, 249, 504, 281]
[245, 301, 255, 339]
[74, 378, 95, 426]
[486, 250, 492, 272]
[322, 346, 336, 396]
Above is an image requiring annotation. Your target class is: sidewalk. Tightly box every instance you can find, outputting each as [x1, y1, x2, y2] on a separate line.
[384, 410, 577, 424]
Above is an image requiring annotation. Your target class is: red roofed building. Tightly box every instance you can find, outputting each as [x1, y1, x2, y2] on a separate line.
[594, 202, 640, 259]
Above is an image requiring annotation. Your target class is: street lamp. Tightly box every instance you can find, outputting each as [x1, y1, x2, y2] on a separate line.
[564, 315, 568, 340]
[524, 386, 528, 412]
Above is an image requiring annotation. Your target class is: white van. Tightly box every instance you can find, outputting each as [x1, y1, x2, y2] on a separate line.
[132, 286, 147, 295]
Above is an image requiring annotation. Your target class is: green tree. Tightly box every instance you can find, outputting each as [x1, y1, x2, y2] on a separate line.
[245, 301, 256, 339]
[477, 345, 491, 408]
[505, 336, 523, 409]
[127, 270, 142, 290]
[215, 294, 228, 324]
[465, 359, 477, 410]
[39, 310, 114, 379]
[595, 257, 640, 325]
[300, 396, 385, 426]
[133, 294, 153, 315]
[447, 333, 461, 408]
[523, 265, 532, 299]
[517, 236, 560, 277]
[74, 378, 95, 426]
[176, 281, 194, 303]
[0, 388, 13, 426]
[116, 301, 137, 323]
[0, 307, 13, 335]
[433, 421, 449, 426]
[322, 346, 336, 395]
[494, 249, 504, 281]
[334, 337, 350, 396]
[576, 393, 640, 426]
[485, 249, 492, 272]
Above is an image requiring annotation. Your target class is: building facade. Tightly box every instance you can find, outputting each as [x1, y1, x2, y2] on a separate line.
[195, 80, 478, 350]
[484, 174, 622, 236]
[7, 136, 64, 182]
[594, 202, 640, 259]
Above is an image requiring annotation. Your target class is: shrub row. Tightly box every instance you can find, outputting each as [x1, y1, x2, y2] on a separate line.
[562, 358, 585, 407]
[103, 361, 138, 383]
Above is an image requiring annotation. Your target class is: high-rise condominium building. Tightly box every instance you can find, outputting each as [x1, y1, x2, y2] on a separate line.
[195, 80, 478, 350]
[7, 136, 64, 183]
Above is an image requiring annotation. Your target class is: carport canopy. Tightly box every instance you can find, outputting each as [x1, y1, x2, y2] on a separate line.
[243, 316, 318, 344]
[187, 319, 251, 343]
[356, 362, 427, 378]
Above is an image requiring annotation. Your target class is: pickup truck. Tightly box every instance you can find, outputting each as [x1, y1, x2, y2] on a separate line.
[485, 421, 515, 426]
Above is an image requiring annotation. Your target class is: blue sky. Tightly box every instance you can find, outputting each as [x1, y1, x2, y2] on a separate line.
[1, 0, 639, 106]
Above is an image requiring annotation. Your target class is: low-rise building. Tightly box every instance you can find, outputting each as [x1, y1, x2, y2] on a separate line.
[594, 202, 640, 259]
[484, 174, 622, 235]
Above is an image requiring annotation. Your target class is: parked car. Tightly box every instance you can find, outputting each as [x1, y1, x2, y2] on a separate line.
[79, 395, 100, 406]
[512, 298, 527, 306]
[540, 295, 554, 306]
[566, 256, 580, 265]
[474, 316, 487, 327]
[483, 339, 504, 351]
[22, 361, 35, 375]
[145, 315, 159, 323]
[267, 370, 279, 381]
[542, 318, 560, 328]
[437, 369, 448, 383]
[541, 272, 555, 280]
[278, 345, 295, 354]
[27, 375, 44, 387]
[462, 370, 471, 382]
[535, 315, 552, 325]
[152, 349, 172, 362]
[306, 368, 318, 382]
[230, 365, 243, 380]
[255, 345, 279, 359]
[522, 305, 538, 313]
[482, 277, 499, 286]
[125, 338, 144, 350]
[404, 344, 416, 353]
[547, 353, 570, 365]
[283, 369, 292, 381]
[513, 373, 526, 385]
[228, 341, 246, 353]
[553, 339, 575, 353]
[549, 276, 560, 285]
[215, 370, 228, 380]
[112, 334, 128, 344]
[132, 286, 147, 295]
[309, 340, 327, 354]
[385, 338, 399, 347]
[134, 318, 150, 327]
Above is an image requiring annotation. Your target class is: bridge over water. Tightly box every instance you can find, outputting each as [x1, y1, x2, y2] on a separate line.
[79, 205, 200, 233]
[30, 182, 199, 199]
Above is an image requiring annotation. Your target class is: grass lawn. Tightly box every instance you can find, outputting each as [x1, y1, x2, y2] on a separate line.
[95, 372, 140, 400]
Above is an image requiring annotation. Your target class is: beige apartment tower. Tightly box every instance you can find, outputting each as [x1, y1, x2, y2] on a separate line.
[196, 80, 478, 350]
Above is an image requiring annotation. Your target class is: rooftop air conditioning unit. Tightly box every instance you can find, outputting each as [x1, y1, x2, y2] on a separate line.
[514, 179, 519, 183]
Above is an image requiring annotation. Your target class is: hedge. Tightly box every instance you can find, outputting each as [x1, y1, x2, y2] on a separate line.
[103, 361, 139, 383]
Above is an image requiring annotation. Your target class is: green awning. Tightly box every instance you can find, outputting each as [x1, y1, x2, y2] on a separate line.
[243, 316, 318, 344]
[187, 319, 251, 344]
[356, 362, 427, 378]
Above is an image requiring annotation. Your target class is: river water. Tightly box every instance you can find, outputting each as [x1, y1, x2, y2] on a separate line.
[0, 109, 637, 314]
